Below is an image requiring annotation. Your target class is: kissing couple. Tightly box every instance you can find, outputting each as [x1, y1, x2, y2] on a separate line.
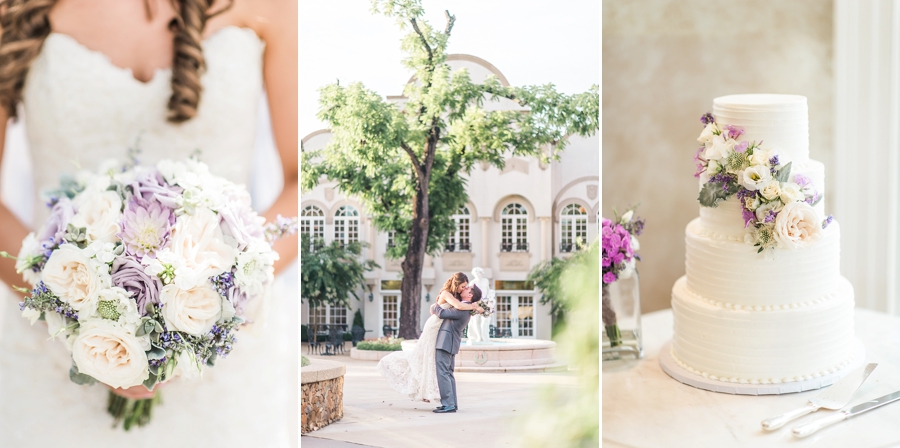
[376, 272, 485, 413]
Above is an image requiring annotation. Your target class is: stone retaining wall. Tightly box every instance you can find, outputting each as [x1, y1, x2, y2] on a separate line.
[301, 359, 346, 434]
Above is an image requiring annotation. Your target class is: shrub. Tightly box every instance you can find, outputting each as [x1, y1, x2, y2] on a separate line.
[356, 336, 404, 351]
[301, 356, 310, 367]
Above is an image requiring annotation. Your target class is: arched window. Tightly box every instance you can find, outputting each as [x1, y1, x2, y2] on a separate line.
[334, 206, 360, 245]
[501, 203, 528, 252]
[560, 203, 588, 252]
[301, 205, 325, 239]
[446, 206, 471, 252]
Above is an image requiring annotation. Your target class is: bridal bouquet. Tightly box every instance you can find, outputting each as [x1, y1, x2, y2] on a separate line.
[8, 157, 297, 430]
[472, 300, 493, 317]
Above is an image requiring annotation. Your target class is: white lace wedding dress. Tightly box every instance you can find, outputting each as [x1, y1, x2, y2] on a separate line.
[376, 302, 451, 403]
[0, 26, 293, 447]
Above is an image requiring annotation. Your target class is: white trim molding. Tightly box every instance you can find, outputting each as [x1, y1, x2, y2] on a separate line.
[834, 0, 900, 313]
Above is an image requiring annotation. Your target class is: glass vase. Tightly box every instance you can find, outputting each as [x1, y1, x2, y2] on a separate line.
[602, 270, 642, 360]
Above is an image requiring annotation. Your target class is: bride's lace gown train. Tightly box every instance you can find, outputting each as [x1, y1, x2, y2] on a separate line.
[376, 303, 451, 403]
[0, 27, 292, 447]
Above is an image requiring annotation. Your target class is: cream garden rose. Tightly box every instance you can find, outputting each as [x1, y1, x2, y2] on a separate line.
[70, 190, 123, 244]
[773, 202, 822, 249]
[42, 244, 110, 311]
[779, 183, 804, 204]
[169, 208, 237, 289]
[159, 283, 235, 335]
[71, 320, 149, 389]
[759, 181, 781, 201]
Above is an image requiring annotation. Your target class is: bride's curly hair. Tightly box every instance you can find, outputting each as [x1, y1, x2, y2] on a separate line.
[0, 0, 232, 123]
[439, 272, 468, 298]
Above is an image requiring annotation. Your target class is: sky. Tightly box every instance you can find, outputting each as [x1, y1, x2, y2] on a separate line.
[299, 0, 600, 136]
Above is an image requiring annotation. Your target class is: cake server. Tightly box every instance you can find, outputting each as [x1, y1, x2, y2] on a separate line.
[793, 389, 900, 438]
[760, 362, 877, 430]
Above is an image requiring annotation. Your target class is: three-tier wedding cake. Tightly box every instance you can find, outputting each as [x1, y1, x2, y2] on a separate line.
[669, 94, 856, 385]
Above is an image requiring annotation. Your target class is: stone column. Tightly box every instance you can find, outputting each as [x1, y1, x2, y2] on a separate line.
[480, 217, 491, 269]
[539, 217, 550, 262]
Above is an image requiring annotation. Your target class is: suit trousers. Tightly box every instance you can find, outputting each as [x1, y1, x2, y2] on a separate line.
[435, 348, 456, 408]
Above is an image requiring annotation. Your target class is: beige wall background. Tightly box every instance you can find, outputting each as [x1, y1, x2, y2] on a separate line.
[602, 0, 834, 313]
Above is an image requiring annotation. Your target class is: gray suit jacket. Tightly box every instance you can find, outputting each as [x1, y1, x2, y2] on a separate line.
[432, 304, 471, 355]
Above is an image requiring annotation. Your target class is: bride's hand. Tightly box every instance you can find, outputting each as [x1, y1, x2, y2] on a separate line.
[108, 381, 167, 400]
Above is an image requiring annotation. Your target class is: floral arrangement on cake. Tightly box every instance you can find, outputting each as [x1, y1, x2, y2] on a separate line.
[601, 207, 644, 347]
[5, 156, 297, 430]
[693, 113, 834, 252]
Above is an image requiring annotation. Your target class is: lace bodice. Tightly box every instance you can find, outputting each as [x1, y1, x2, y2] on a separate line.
[22, 26, 264, 223]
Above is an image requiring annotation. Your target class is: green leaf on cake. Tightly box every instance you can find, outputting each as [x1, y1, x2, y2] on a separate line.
[774, 162, 792, 183]
[698, 181, 739, 208]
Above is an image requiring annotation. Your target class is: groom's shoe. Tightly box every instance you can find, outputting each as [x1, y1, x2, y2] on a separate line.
[436, 406, 459, 411]
[433, 406, 457, 413]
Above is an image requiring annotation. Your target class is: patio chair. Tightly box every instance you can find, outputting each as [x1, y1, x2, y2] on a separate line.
[306, 326, 320, 355]
[328, 326, 345, 355]
[351, 325, 366, 347]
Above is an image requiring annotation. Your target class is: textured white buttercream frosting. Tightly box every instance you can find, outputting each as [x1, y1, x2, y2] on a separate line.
[713, 94, 809, 163]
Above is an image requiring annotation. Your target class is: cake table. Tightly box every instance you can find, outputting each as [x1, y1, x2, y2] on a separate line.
[603, 308, 900, 447]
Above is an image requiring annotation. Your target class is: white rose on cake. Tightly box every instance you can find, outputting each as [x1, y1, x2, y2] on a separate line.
[159, 283, 235, 336]
[72, 320, 149, 389]
[773, 202, 822, 249]
[703, 134, 734, 161]
[748, 148, 774, 167]
[779, 183, 804, 204]
[740, 166, 773, 190]
[697, 122, 720, 145]
[759, 181, 781, 201]
[70, 190, 123, 244]
[42, 244, 111, 312]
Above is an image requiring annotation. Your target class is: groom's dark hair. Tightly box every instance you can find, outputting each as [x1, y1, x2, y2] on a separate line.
[470, 285, 482, 303]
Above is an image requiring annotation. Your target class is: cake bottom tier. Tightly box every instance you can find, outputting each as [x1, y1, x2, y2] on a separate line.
[670, 275, 855, 384]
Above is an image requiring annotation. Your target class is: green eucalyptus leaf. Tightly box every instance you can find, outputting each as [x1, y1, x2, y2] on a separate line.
[69, 364, 97, 386]
[775, 161, 792, 183]
[146, 344, 166, 360]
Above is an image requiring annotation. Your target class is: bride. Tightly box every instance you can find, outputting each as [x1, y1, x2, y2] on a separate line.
[0, 0, 297, 446]
[377, 272, 483, 403]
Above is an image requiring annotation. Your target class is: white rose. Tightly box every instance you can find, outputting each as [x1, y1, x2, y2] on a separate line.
[70, 190, 123, 244]
[755, 201, 784, 223]
[703, 134, 734, 161]
[45, 311, 68, 341]
[697, 123, 719, 145]
[740, 166, 773, 191]
[707, 159, 722, 175]
[159, 283, 232, 335]
[779, 183, 804, 204]
[748, 148, 773, 167]
[773, 202, 822, 249]
[42, 244, 110, 311]
[744, 195, 761, 211]
[22, 307, 40, 325]
[15, 232, 42, 286]
[234, 243, 279, 297]
[173, 349, 202, 381]
[169, 208, 237, 289]
[71, 320, 149, 388]
[759, 181, 781, 201]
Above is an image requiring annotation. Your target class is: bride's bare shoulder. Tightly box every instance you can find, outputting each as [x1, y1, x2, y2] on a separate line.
[229, 0, 296, 42]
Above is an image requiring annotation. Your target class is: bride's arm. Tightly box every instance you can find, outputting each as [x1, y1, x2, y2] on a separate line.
[0, 108, 32, 292]
[438, 290, 477, 311]
[241, 0, 298, 275]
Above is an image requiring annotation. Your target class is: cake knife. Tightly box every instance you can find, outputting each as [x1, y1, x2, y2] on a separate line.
[793, 389, 900, 437]
[760, 363, 877, 430]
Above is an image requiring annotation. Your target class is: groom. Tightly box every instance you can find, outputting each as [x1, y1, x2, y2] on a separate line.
[430, 285, 484, 413]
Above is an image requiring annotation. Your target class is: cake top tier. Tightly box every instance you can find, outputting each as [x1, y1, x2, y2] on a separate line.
[712, 94, 809, 163]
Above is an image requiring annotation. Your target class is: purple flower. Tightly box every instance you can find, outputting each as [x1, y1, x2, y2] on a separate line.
[111, 256, 163, 315]
[37, 197, 75, 247]
[603, 272, 617, 284]
[734, 141, 749, 153]
[228, 285, 250, 317]
[118, 197, 174, 259]
[764, 209, 778, 223]
[723, 125, 744, 139]
[218, 196, 266, 251]
[129, 169, 183, 209]
[822, 214, 834, 229]
[768, 155, 779, 167]
[601, 257, 612, 267]
[794, 174, 812, 188]
[805, 190, 820, 205]
[700, 112, 715, 125]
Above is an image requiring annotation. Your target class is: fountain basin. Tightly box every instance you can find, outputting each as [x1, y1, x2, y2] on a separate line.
[401, 338, 567, 372]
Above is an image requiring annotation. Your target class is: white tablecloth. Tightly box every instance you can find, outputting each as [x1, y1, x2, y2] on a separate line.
[603, 308, 900, 448]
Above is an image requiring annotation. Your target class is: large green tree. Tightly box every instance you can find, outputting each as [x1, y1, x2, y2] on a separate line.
[300, 235, 378, 338]
[302, 0, 599, 339]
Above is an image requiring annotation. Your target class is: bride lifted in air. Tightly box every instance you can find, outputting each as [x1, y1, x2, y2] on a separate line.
[376, 271, 483, 402]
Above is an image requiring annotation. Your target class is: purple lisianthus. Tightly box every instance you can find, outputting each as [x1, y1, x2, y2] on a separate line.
[724, 124, 744, 140]
[37, 196, 75, 247]
[118, 197, 175, 259]
[734, 141, 749, 153]
[793, 174, 812, 188]
[111, 256, 163, 315]
[129, 169, 182, 209]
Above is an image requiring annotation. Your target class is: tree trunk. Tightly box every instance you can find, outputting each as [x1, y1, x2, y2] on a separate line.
[399, 185, 429, 339]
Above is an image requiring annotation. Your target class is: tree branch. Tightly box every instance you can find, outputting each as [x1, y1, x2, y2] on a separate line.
[401, 141, 426, 180]
[409, 18, 433, 64]
[444, 10, 456, 35]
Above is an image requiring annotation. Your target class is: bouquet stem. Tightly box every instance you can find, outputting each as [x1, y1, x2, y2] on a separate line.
[601, 284, 621, 347]
[107, 391, 162, 430]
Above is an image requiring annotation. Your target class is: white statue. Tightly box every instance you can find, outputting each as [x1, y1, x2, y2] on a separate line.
[467, 267, 495, 344]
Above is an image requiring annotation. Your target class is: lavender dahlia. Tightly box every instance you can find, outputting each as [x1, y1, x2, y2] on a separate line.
[118, 197, 174, 259]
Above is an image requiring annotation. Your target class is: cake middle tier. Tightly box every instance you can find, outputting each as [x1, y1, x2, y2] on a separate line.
[685, 217, 840, 307]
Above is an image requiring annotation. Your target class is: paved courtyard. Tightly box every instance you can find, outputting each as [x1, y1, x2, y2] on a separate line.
[302, 344, 578, 448]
